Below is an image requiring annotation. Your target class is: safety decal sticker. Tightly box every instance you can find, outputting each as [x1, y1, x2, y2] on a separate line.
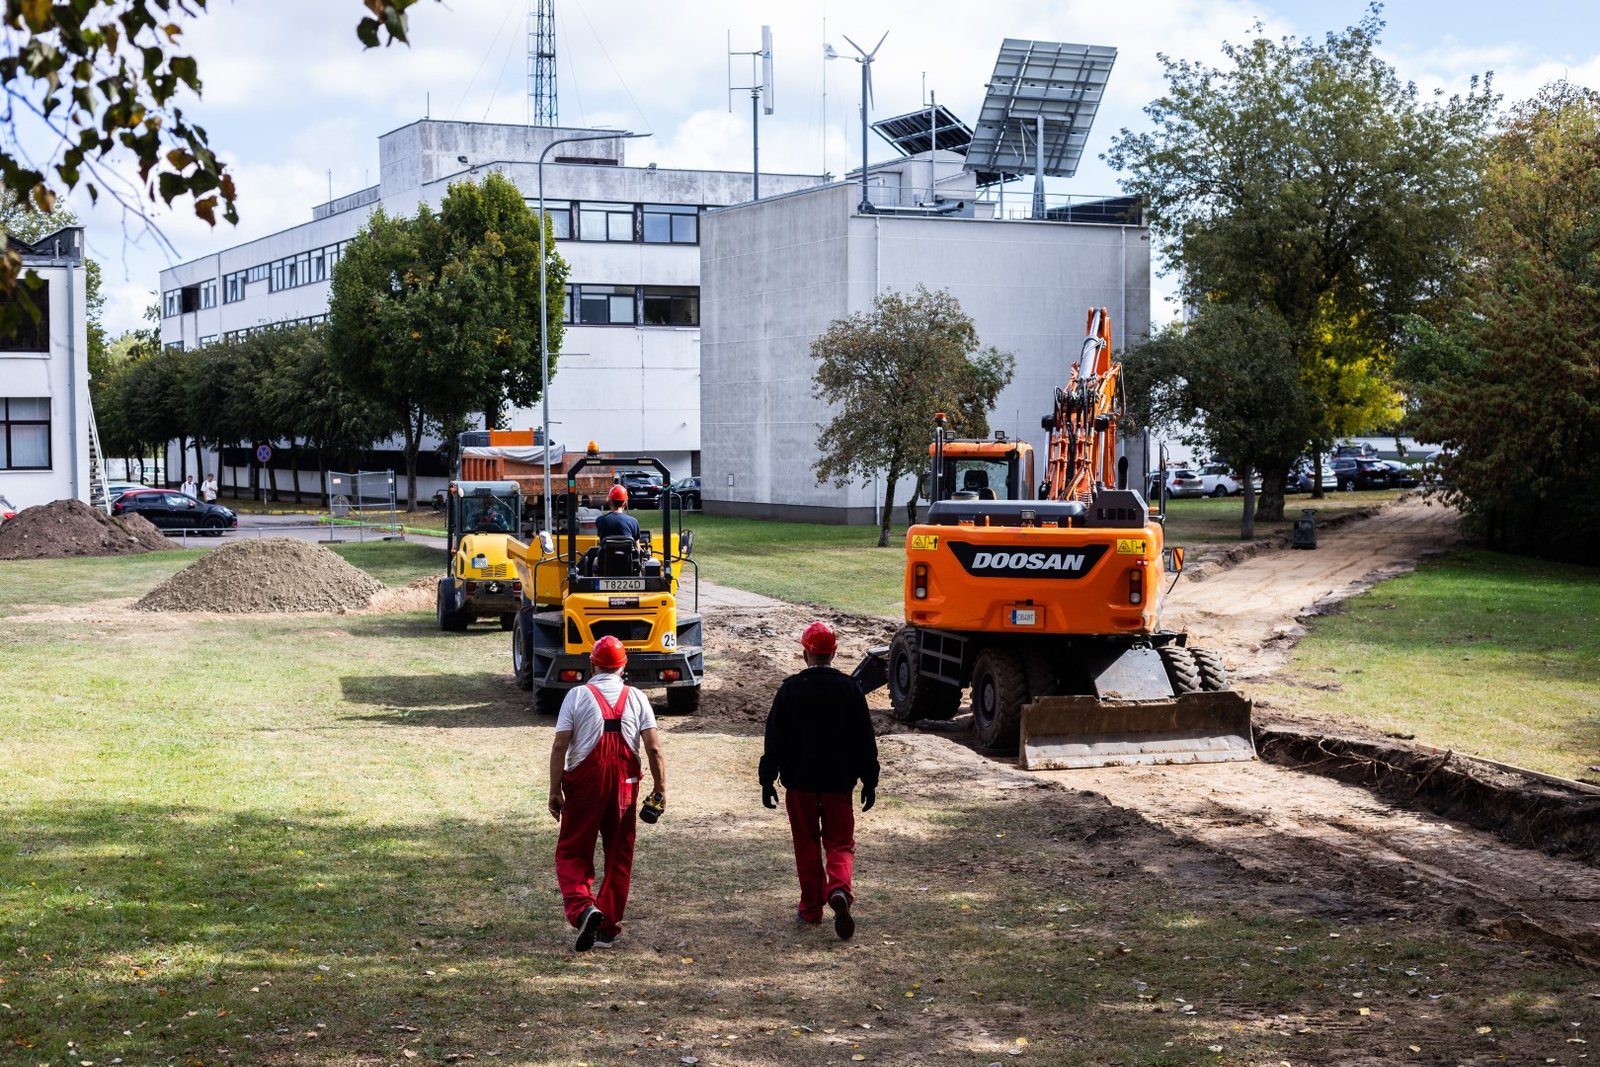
[909, 534, 940, 551]
[1115, 538, 1147, 555]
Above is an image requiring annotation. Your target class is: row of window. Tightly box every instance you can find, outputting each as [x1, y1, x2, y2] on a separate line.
[0, 397, 50, 470]
[539, 200, 699, 245]
[565, 285, 699, 327]
[163, 200, 703, 319]
[222, 313, 327, 342]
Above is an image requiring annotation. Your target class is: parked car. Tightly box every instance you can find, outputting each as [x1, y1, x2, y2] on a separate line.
[1194, 463, 1261, 497]
[1146, 468, 1204, 500]
[111, 489, 237, 534]
[668, 476, 702, 511]
[1330, 457, 1391, 491]
[1288, 461, 1339, 494]
[1422, 448, 1453, 484]
[616, 470, 663, 508]
[102, 482, 148, 502]
[1382, 460, 1420, 489]
[0, 494, 15, 526]
[1332, 441, 1380, 459]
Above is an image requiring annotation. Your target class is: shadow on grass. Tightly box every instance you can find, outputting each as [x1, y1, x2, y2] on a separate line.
[338, 672, 531, 727]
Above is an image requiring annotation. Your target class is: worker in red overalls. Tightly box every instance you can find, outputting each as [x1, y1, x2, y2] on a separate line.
[548, 636, 667, 951]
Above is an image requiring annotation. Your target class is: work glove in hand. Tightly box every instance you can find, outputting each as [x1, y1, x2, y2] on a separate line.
[861, 785, 876, 812]
[762, 784, 779, 809]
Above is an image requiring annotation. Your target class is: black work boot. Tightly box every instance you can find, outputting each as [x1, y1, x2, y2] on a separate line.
[828, 889, 854, 941]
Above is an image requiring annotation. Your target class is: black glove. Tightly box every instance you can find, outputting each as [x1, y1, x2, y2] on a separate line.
[861, 785, 876, 812]
[762, 783, 779, 809]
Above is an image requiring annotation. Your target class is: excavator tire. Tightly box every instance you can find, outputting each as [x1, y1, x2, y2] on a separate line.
[1190, 647, 1230, 692]
[437, 581, 469, 632]
[1158, 645, 1201, 694]
[972, 646, 1030, 752]
[887, 628, 961, 722]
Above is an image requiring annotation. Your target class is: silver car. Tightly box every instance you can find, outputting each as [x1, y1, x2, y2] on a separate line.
[1146, 468, 1204, 499]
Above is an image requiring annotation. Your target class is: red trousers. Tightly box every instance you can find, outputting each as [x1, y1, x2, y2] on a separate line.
[555, 698, 640, 938]
[785, 789, 856, 923]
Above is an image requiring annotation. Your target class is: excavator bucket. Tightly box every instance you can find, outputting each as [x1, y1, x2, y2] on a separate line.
[1019, 692, 1256, 770]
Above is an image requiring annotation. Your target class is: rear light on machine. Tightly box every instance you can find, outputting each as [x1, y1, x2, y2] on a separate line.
[558, 669, 585, 683]
[511, 580, 522, 595]
[659, 669, 682, 682]
[1128, 567, 1144, 605]
[913, 563, 929, 600]
[465, 581, 478, 594]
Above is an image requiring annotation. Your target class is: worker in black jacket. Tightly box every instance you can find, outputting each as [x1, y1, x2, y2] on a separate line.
[759, 621, 879, 940]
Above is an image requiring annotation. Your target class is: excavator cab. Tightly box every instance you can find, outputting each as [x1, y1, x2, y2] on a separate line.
[928, 433, 1034, 504]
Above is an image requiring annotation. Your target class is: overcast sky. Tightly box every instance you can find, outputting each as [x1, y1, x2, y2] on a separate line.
[41, 0, 1600, 336]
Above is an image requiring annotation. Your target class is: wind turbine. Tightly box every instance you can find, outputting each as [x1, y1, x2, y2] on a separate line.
[835, 30, 887, 213]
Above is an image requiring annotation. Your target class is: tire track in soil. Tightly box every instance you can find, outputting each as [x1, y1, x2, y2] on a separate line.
[690, 497, 1600, 967]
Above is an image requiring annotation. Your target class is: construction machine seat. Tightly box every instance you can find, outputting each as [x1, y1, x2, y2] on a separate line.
[598, 536, 642, 577]
[962, 468, 998, 500]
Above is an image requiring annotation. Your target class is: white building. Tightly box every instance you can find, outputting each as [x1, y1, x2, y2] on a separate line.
[0, 228, 92, 511]
[157, 119, 825, 496]
[700, 154, 1150, 523]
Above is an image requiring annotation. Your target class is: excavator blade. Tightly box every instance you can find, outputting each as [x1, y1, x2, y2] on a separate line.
[1020, 691, 1256, 770]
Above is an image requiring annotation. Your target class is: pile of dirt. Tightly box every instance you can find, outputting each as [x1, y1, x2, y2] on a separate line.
[364, 575, 438, 613]
[0, 498, 174, 560]
[136, 537, 385, 614]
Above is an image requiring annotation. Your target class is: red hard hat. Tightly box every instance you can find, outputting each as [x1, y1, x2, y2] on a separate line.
[591, 635, 627, 670]
[607, 484, 628, 504]
[800, 621, 837, 656]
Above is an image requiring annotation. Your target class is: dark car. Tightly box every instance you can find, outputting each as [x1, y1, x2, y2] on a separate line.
[1330, 457, 1391, 491]
[669, 477, 702, 511]
[617, 470, 663, 508]
[112, 489, 237, 534]
[1382, 461, 1420, 489]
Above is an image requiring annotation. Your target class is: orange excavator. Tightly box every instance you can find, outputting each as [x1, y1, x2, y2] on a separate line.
[856, 308, 1254, 769]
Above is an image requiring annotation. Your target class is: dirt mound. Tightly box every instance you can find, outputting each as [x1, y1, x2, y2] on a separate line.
[0, 498, 174, 560]
[364, 575, 438, 613]
[136, 537, 384, 614]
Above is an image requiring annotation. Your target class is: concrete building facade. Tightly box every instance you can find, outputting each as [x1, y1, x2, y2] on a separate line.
[157, 120, 824, 495]
[700, 155, 1150, 523]
[0, 228, 92, 511]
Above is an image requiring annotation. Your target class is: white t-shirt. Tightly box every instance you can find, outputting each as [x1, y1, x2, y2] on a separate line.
[555, 672, 658, 770]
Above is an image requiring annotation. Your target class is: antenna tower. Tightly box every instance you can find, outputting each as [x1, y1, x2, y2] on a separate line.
[529, 0, 557, 125]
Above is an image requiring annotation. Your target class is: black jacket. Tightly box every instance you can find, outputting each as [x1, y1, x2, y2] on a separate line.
[759, 665, 879, 793]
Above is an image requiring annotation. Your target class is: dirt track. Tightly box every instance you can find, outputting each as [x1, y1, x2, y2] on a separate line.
[687, 495, 1600, 969]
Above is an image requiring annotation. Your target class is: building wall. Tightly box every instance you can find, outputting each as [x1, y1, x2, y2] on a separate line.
[701, 185, 1150, 524]
[158, 120, 826, 498]
[0, 230, 91, 510]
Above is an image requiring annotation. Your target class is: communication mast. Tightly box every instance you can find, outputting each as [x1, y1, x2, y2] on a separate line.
[529, 0, 557, 126]
[728, 26, 774, 199]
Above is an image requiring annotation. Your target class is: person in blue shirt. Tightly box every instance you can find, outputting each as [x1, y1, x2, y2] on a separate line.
[595, 484, 641, 544]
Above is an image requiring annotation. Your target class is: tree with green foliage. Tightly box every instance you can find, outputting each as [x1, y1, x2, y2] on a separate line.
[0, 0, 426, 338]
[1105, 5, 1495, 519]
[1125, 305, 1308, 538]
[326, 173, 565, 507]
[1398, 82, 1600, 562]
[811, 286, 1015, 546]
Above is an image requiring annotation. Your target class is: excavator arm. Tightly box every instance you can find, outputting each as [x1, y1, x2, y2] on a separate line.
[1041, 307, 1123, 502]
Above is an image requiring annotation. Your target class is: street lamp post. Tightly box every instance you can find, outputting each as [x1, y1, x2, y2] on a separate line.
[536, 130, 647, 534]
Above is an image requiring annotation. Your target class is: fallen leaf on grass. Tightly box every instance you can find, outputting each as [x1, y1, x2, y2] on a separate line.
[1476, 1026, 1493, 1035]
[1359, 1008, 1370, 1017]
[402, 1051, 418, 1060]
[1409, 1046, 1421, 1053]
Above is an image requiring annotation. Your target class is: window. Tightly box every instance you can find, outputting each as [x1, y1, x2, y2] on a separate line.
[223, 271, 247, 303]
[162, 289, 182, 317]
[642, 204, 699, 244]
[0, 398, 50, 470]
[247, 263, 269, 283]
[536, 199, 572, 240]
[270, 261, 285, 291]
[641, 286, 699, 326]
[199, 334, 217, 346]
[578, 202, 635, 242]
[200, 280, 217, 309]
[0, 286, 49, 351]
[572, 285, 636, 325]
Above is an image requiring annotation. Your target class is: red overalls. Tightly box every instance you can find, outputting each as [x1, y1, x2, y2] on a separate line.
[785, 790, 856, 924]
[554, 684, 642, 939]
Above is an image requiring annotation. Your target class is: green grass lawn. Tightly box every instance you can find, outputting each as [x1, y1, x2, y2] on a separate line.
[2, 542, 1594, 1065]
[1254, 549, 1600, 780]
